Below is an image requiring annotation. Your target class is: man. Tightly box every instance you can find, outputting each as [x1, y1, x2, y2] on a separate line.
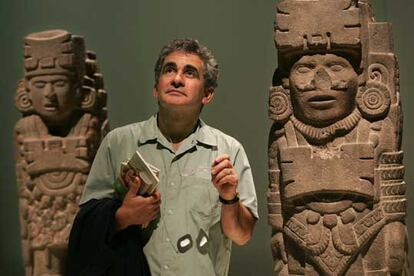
[67, 38, 258, 276]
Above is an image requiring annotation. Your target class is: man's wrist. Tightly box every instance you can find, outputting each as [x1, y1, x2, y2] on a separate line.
[115, 206, 129, 232]
[219, 194, 239, 205]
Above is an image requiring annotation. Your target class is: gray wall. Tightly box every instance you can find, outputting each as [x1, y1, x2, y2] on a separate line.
[0, 0, 412, 275]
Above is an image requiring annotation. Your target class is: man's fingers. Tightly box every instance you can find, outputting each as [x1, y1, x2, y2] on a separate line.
[152, 205, 161, 214]
[139, 193, 162, 205]
[142, 189, 161, 204]
[145, 204, 160, 221]
[215, 174, 238, 187]
[212, 154, 230, 166]
[213, 167, 235, 183]
[149, 210, 160, 221]
[152, 190, 161, 201]
[147, 196, 161, 205]
[127, 175, 142, 196]
[123, 169, 135, 184]
[211, 159, 232, 176]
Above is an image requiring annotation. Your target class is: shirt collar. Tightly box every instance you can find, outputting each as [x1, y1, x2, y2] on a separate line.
[138, 115, 160, 145]
[196, 119, 217, 147]
[138, 114, 217, 147]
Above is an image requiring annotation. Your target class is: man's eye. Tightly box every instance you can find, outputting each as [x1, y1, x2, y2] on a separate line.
[185, 70, 196, 77]
[33, 82, 46, 88]
[329, 64, 345, 72]
[163, 66, 175, 74]
[295, 65, 312, 74]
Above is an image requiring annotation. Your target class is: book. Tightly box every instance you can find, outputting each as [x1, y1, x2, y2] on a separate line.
[114, 150, 160, 198]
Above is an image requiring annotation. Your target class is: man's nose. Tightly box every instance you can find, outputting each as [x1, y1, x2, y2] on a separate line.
[313, 67, 332, 91]
[171, 72, 184, 88]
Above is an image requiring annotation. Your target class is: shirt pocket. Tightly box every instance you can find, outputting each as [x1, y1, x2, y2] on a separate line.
[181, 176, 220, 229]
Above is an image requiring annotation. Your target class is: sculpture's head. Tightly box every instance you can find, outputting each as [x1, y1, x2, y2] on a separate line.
[21, 30, 86, 127]
[289, 53, 359, 127]
[269, 0, 392, 129]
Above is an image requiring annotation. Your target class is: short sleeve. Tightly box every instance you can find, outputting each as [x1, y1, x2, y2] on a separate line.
[80, 132, 116, 205]
[233, 143, 259, 219]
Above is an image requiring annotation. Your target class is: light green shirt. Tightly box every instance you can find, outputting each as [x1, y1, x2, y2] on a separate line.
[80, 115, 258, 276]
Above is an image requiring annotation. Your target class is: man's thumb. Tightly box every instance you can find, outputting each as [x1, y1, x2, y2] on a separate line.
[127, 175, 142, 196]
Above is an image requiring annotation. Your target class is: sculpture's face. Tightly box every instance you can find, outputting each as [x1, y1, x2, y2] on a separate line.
[28, 74, 79, 125]
[289, 54, 358, 126]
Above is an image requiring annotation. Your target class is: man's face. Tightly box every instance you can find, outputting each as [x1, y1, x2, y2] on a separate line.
[153, 51, 213, 111]
[28, 74, 79, 125]
[289, 54, 358, 126]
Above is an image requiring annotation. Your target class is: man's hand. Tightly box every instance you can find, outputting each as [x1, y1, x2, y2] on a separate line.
[211, 154, 238, 200]
[115, 169, 161, 231]
[211, 154, 256, 245]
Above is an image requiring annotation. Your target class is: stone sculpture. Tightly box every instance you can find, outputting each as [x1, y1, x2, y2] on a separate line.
[14, 29, 108, 276]
[267, 0, 408, 275]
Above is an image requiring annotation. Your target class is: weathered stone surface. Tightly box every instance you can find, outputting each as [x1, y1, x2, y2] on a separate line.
[14, 29, 108, 276]
[268, 1, 408, 275]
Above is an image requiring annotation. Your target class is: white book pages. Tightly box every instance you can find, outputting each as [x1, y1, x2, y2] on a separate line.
[122, 151, 160, 195]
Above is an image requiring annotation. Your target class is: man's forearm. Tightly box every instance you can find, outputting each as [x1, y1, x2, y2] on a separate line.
[221, 202, 256, 245]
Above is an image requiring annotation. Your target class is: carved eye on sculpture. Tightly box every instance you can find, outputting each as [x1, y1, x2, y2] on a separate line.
[33, 81, 47, 89]
[328, 63, 345, 72]
[54, 79, 68, 88]
[295, 64, 313, 74]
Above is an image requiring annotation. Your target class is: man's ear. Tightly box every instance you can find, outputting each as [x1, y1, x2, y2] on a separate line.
[202, 87, 214, 105]
[152, 86, 159, 100]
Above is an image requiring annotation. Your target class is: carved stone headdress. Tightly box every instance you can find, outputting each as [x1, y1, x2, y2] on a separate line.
[275, 0, 363, 68]
[24, 29, 86, 82]
[269, 0, 397, 127]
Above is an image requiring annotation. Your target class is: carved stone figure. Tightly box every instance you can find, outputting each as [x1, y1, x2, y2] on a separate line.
[14, 29, 108, 276]
[267, 1, 408, 275]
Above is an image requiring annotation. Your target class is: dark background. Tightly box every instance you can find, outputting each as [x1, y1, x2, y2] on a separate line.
[1, 0, 412, 275]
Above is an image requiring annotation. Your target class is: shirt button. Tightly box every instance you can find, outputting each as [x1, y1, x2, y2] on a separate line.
[167, 209, 173, 215]
[163, 265, 169, 270]
[170, 182, 175, 186]
[166, 237, 170, 242]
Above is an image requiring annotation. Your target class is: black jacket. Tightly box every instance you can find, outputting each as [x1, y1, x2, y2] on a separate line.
[66, 198, 151, 276]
